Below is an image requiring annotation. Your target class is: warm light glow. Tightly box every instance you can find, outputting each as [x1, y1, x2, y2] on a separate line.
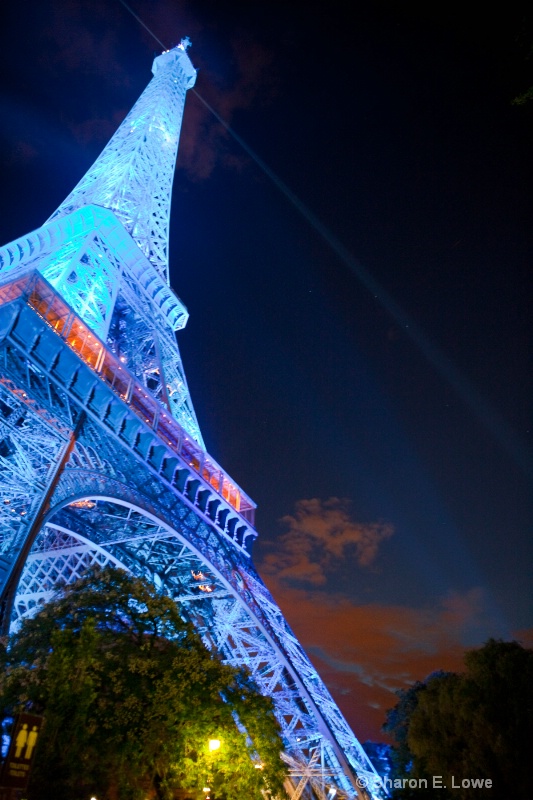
[9, 239, 251, 526]
[69, 499, 96, 509]
[208, 738, 221, 751]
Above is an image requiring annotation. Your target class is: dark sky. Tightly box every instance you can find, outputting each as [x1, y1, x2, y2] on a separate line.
[1, 0, 531, 741]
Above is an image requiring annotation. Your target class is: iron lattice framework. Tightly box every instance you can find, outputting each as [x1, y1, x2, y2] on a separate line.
[0, 40, 382, 800]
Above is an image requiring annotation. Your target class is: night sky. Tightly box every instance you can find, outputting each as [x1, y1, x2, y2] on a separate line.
[1, 1, 531, 741]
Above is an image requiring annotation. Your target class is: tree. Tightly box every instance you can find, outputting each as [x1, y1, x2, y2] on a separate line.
[383, 640, 533, 799]
[0, 567, 287, 800]
[381, 674, 450, 799]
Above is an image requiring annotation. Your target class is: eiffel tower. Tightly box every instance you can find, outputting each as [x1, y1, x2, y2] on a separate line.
[0, 40, 381, 800]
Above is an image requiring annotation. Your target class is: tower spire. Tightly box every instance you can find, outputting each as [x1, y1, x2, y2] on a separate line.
[0, 38, 382, 799]
[49, 43, 196, 285]
[0, 43, 203, 445]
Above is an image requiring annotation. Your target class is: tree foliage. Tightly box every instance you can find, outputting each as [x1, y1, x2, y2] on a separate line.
[383, 640, 533, 799]
[0, 567, 287, 800]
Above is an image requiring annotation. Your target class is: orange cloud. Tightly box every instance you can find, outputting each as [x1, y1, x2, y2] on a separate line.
[258, 572, 521, 740]
[255, 499, 532, 741]
[260, 497, 393, 586]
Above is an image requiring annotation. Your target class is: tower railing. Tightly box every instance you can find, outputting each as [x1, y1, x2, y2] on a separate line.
[0, 271, 256, 526]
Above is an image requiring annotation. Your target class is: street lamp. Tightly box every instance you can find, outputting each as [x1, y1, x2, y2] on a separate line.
[204, 738, 222, 799]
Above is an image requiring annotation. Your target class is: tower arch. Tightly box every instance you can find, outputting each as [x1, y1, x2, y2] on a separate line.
[0, 39, 382, 800]
[15, 488, 366, 799]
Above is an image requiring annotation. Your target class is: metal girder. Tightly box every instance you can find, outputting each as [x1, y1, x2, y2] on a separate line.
[12, 494, 381, 799]
[0, 39, 384, 800]
[0, 303, 382, 798]
[0, 285, 254, 546]
[0, 204, 202, 445]
[47, 43, 196, 285]
[0, 381, 68, 565]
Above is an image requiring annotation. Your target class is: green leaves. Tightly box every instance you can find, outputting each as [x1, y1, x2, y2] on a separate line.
[0, 566, 287, 800]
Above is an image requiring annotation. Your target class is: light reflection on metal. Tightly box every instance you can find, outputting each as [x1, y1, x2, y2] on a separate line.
[0, 272, 253, 524]
[0, 41, 383, 800]
[0, 204, 202, 445]
[48, 46, 196, 285]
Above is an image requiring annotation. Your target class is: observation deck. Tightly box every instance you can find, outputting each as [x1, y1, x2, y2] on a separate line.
[0, 271, 256, 553]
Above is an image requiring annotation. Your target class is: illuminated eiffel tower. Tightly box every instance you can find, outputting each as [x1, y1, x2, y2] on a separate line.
[0, 40, 381, 799]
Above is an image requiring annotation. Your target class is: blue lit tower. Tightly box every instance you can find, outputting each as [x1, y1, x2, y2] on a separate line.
[0, 41, 381, 799]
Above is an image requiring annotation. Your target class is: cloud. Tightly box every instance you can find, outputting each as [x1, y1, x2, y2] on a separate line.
[25, 1, 276, 176]
[512, 628, 533, 648]
[178, 35, 277, 180]
[255, 502, 519, 740]
[41, 1, 128, 87]
[257, 573, 520, 741]
[6, 142, 38, 167]
[68, 111, 129, 147]
[210, 37, 276, 119]
[260, 497, 393, 586]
